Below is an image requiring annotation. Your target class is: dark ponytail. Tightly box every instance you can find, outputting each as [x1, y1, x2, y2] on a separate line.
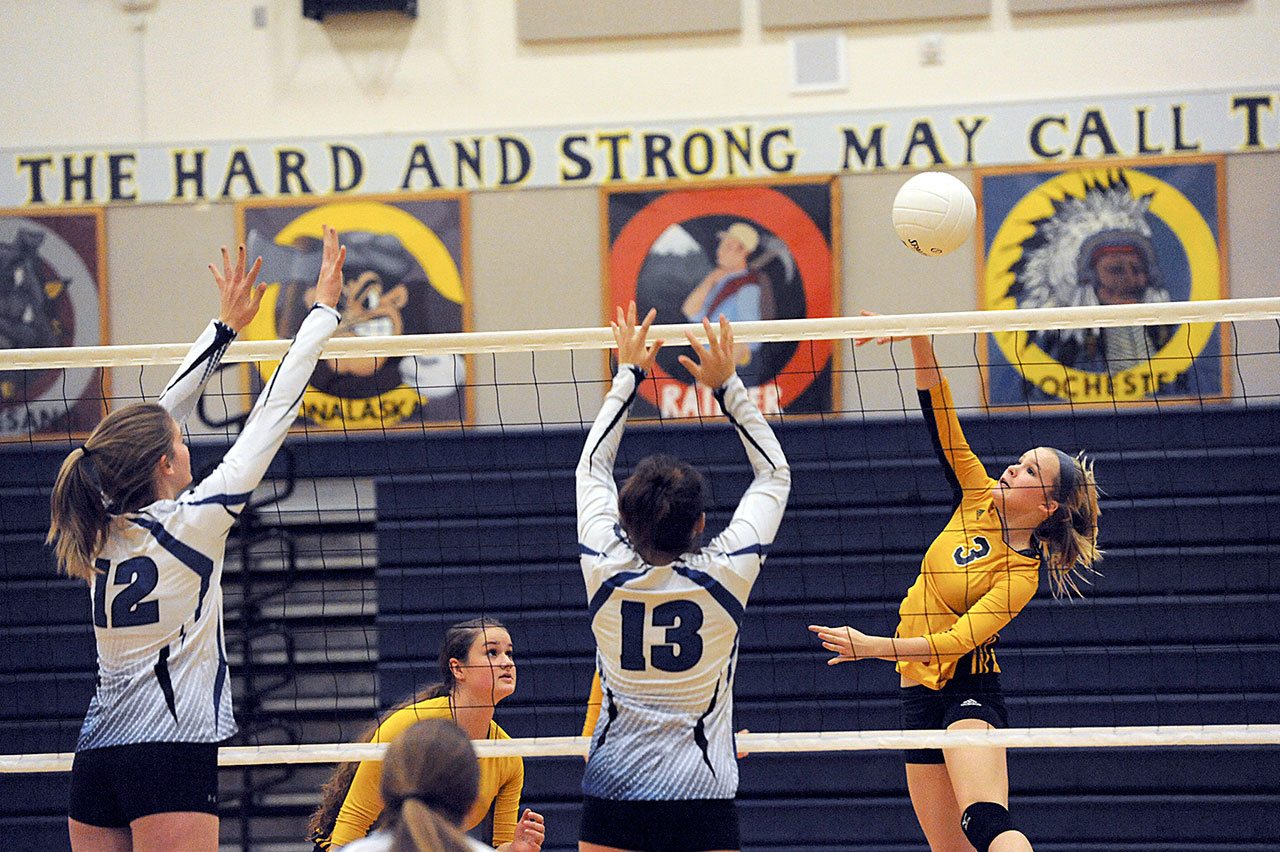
[47, 403, 175, 581]
[618, 454, 706, 560]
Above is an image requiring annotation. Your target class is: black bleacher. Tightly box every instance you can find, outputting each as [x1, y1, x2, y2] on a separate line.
[375, 403, 1280, 852]
[2, 400, 1279, 851]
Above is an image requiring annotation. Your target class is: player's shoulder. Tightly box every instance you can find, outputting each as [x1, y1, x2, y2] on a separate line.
[136, 499, 179, 520]
[584, 547, 648, 580]
[684, 547, 751, 579]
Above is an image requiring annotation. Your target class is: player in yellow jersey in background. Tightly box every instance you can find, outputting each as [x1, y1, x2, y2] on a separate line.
[309, 618, 544, 851]
[811, 321, 1102, 852]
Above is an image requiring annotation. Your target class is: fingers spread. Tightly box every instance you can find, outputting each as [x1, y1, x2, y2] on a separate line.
[245, 256, 263, 288]
[701, 316, 718, 350]
[683, 328, 707, 355]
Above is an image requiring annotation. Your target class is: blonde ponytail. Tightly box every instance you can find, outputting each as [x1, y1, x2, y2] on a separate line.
[380, 719, 480, 852]
[47, 447, 112, 581]
[1038, 451, 1103, 598]
[47, 404, 175, 581]
[393, 798, 472, 852]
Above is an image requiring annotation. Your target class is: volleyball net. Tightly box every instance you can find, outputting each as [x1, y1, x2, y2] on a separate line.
[2, 298, 1279, 775]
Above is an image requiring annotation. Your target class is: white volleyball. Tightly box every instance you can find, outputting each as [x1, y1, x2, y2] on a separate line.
[892, 172, 977, 257]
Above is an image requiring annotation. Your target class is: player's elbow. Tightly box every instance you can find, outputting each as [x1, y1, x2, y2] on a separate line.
[760, 457, 791, 496]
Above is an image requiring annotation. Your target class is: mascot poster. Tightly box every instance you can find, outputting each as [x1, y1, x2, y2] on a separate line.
[605, 180, 839, 418]
[237, 196, 469, 429]
[978, 157, 1227, 407]
[0, 209, 107, 438]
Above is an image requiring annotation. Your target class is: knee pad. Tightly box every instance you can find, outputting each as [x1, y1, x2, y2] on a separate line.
[960, 801, 1014, 851]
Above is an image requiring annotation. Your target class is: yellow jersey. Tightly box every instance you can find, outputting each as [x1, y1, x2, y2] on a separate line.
[895, 380, 1041, 690]
[318, 695, 523, 849]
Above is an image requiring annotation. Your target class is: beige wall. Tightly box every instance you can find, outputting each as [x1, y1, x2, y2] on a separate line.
[1223, 151, 1280, 403]
[1, 1, 1276, 146]
[71, 148, 1278, 426]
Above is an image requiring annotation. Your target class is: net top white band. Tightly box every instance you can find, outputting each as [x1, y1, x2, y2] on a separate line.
[4, 725, 1280, 773]
[2, 297, 1278, 370]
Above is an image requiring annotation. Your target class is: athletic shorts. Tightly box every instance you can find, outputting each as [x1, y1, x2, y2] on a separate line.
[901, 671, 1008, 765]
[580, 795, 740, 852]
[68, 741, 220, 827]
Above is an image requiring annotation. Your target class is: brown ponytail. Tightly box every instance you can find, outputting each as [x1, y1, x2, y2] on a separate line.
[47, 403, 175, 582]
[1037, 450, 1103, 598]
[384, 719, 479, 852]
[307, 617, 507, 845]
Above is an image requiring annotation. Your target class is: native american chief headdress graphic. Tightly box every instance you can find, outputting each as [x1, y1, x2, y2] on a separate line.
[1004, 171, 1175, 374]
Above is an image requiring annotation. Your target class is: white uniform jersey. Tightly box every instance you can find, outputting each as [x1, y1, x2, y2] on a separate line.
[576, 367, 790, 800]
[77, 305, 339, 751]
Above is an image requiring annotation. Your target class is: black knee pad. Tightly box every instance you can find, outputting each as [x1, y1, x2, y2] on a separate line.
[960, 801, 1014, 851]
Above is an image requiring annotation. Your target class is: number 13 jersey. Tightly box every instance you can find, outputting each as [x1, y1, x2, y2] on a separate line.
[576, 367, 790, 800]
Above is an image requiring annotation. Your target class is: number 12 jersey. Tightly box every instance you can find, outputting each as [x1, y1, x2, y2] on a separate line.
[78, 305, 339, 751]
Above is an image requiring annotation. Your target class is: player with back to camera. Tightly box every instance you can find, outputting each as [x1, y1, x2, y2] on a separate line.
[576, 304, 791, 852]
[48, 227, 347, 851]
[309, 617, 544, 851]
[335, 718, 493, 852]
[809, 320, 1102, 852]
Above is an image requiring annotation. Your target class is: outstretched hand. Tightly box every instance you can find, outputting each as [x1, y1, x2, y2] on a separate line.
[313, 225, 347, 310]
[809, 624, 870, 665]
[612, 301, 664, 373]
[679, 315, 736, 389]
[211, 244, 265, 333]
[853, 309, 916, 347]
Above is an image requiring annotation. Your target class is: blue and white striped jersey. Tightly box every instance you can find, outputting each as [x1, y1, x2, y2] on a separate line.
[77, 305, 339, 751]
[576, 366, 790, 800]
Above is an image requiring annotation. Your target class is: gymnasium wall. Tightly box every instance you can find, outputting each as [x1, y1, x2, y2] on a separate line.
[97, 150, 1280, 423]
[2, 1, 1278, 418]
[2, 1, 1275, 145]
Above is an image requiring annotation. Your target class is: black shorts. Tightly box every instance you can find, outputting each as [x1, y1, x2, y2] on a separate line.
[580, 795, 740, 851]
[901, 671, 1008, 765]
[68, 741, 220, 827]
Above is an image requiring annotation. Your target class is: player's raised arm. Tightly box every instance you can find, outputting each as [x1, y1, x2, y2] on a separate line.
[576, 302, 663, 553]
[853, 309, 941, 390]
[183, 226, 345, 516]
[858, 310, 984, 502]
[157, 245, 266, 425]
[684, 315, 791, 571]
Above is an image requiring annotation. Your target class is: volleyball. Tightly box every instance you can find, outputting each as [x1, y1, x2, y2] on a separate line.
[892, 171, 977, 256]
